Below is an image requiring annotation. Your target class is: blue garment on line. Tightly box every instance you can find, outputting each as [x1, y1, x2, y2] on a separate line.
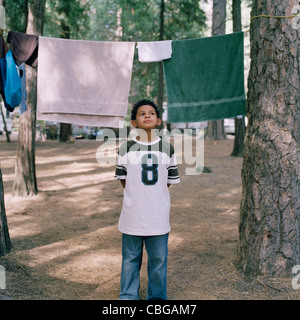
[4, 49, 22, 108]
[19, 64, 27, 114]
[0, 57, 14, 112]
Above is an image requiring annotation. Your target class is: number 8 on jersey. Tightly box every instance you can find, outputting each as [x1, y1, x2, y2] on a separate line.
[141, 154, 158, 185]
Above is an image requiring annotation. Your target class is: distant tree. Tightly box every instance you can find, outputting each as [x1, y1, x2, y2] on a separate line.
[206, 0, 227, 140]
[231, 0, 246, 156]
[4, 0, 28, 33]
[44, 0, 89, 40]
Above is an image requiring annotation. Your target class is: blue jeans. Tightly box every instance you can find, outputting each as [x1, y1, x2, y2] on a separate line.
[120, 233, 169, 300]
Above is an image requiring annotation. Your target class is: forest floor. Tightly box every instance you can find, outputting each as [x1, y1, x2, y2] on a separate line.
[0, 135, 299, 300]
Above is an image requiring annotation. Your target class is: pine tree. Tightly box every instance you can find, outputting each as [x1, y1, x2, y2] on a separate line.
[237, 0, 300, 275]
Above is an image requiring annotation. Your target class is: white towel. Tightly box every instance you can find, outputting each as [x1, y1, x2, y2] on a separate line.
[137, 40, 172, 63]
[37, 36, 135, 127]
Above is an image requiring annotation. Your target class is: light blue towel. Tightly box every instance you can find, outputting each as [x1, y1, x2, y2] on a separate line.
[4, 49, 22, 108]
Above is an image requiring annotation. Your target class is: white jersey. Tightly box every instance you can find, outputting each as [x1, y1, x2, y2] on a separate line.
[115, 137, 180, 236]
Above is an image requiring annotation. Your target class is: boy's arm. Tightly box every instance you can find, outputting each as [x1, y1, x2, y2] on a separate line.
[115, 147, 127, 187]
[167, 145, 180, 186]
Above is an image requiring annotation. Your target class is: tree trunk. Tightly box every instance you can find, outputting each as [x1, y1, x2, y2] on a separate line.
[231, 0, 246, 157]
[237, 0, 300, 275]
[59, 123, 72, 142]
[0, 106, 10, 143]
[0, 1, 9, 143]
[157, 0, 164, 130]
[12, 0, 45, 197]
[207, 0, 227, 140]
[59, 23, 73, 142]
[0, 168, 11, 256]
[0, 0, 11, 259]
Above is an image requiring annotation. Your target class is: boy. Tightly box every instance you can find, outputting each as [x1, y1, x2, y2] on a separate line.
[115, 99, 180, 300]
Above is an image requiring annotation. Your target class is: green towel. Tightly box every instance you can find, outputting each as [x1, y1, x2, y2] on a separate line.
[163, 32, 246, 123]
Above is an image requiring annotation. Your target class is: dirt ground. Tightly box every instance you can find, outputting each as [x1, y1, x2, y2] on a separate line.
[0, 135, 299, 300]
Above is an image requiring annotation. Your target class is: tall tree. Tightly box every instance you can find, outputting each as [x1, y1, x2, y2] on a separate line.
[0, 107, 10, 142]
[237, 0, 300, 275]
[44, 0, 90, 142]
[0, 0, 10, 143]
[157, 0, 165, 130]
[206, 0, 227, 140]
[13, 0, 46, 197]
[0, 0, 12, 257]
[4, 0, 28, 33]
[0, 168, 11, 256]
[230, 0, 246, 157]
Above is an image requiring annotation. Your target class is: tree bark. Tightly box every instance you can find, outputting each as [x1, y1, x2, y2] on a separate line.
[59, 123, 72, 142]
[0, 1, 9, 144]
[0, 168, 12, 257]
[231, 0, 246, 157]
[0, 0, 11, 259]
[0, 107, 10, 143]
[59, 23, 73, 142]
[157, 0, 165, 130]
[12, 0, 46, 197]
[237, 0, 300, 275]
[207, 0, 227, 140]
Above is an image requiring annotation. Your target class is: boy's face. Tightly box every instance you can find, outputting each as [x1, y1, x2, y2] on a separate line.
[131, 105, 161, 130]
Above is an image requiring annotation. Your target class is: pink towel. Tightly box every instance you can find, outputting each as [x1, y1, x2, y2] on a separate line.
[37, 37, 135, 127]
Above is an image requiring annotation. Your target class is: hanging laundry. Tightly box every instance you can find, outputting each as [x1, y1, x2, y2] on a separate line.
[137, 40, 172, 63]
[0, 57, 13, 112]
[7, 31, 38, 67]
[0, 34, 12, 112]
[18, 64, 27, 114]
[37, 36, 135, 127]
[4, 50, 22, 108]
[163, 32, 246, 123]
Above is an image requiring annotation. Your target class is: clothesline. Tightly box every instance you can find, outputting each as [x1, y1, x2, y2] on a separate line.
[0, 15, 295, 127]
[250, 13, 300, 21]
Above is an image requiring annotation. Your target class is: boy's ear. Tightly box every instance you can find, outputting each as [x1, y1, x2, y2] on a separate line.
[131, 119, 138, 128]
[157, 118, 162, 126]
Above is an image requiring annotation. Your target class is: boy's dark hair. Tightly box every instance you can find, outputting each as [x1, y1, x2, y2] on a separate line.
[131, 99, 161, 120]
